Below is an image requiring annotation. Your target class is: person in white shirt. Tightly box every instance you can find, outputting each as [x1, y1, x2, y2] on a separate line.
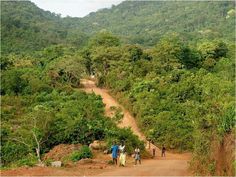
[119, 142, 126, 166]
[134, 147, 141, 165]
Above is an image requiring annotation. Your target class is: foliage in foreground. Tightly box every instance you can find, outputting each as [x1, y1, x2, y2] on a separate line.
[0, 46, 144, 167]
[70, 146, 93, 162]
[80, 32, 235, 175]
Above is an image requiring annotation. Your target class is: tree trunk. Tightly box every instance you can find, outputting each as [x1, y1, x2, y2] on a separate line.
[36, 147, 41, 162]
[32, 130, 42, 163]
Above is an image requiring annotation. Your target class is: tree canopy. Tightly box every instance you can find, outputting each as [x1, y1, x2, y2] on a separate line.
[1, 1, 235, 176]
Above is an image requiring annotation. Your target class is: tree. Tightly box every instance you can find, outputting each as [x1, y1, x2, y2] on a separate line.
[88, 31, 120, 48]
[90, 46, 122, 85]
[0, 55, 13, 70]
[151, 34, 183, 71]
[125, 45, 143, 62]
[198, 40, 228, 60]
[80, 48, 93, 75]
[45, 55, 87, 87]
[179, 47, 201, 69]
[10, 105, 53, 162]
[1, 69, 27, 95]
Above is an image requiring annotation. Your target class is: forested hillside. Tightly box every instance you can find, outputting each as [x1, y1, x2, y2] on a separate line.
[1, 1, 87, 54]
[74, 1, 236, 45]
[1, 0, 235, 176]
[1, 44, 144, 166]
[82, 32, 235, 176]
[1, 1, 235, 54]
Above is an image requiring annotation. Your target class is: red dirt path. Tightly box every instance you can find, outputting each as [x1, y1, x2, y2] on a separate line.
[81, 79, 192, 176]
[1, 79, 192, 176]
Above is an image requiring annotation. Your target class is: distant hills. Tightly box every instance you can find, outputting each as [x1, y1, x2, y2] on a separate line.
[1, 1, 235, 54]
[1, 1, 87, 54]
[79, 1, 235, 45]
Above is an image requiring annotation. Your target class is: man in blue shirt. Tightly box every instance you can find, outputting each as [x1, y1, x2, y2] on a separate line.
[111, 141, 119, 165]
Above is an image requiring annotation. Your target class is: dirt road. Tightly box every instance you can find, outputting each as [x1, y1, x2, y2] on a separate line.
[1, 79, 192, 176]
[80, 79, 146, 140]
[80, 79, 192, 176]
[98, 159, 190, 176]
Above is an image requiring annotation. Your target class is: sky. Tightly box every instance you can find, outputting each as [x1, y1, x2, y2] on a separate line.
[31, 0, 124, 18]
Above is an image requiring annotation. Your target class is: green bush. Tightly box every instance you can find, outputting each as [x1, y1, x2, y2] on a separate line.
[1, 141, 29, 166]
[70, 146, 93, 162]
[44, 158, 53, 166]
[105, 127, 145, 155]
[16, 154, 38, 167]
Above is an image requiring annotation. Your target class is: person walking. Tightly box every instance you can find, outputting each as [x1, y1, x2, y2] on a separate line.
[111, 141, 119, 165]
[152, 148, 156, 158]
[134, 147, 141, 165]
[119, 141, 126, 166]
[161, 145, 166, 157]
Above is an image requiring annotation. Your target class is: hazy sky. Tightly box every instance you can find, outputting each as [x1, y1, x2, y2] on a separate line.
[31, 0, 124, 18]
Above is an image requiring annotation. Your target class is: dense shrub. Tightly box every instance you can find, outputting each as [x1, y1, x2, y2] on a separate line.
[15, 154, 38, 167]
[70, 146, 93, 162]
[1, 89, 144, 166]
[105, 128, 145, 155]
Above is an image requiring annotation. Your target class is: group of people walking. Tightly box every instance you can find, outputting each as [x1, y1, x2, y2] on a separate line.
[111, 141, 166, 167]
[152, 145, 166, 158]
[111, 141, 141, 166]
